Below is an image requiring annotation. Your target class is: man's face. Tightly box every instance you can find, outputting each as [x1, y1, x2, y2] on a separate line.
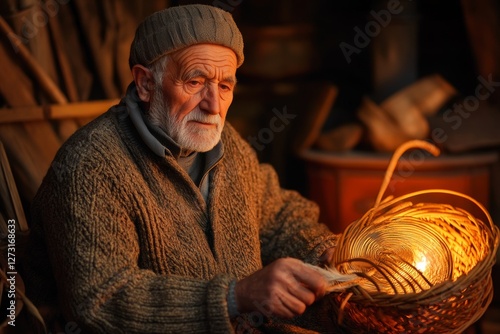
[149, 44, 237, 153]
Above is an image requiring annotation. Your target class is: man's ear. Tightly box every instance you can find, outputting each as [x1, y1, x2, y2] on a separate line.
[131, 64, 156, 103]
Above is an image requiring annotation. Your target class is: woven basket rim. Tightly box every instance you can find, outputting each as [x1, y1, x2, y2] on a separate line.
[329, 140, 500, 333]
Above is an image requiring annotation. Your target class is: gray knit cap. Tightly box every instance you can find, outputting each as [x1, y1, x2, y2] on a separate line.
[129, 4, 244, 69]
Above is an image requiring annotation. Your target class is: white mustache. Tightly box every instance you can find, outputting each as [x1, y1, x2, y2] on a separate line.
[185, 112, 221, 125]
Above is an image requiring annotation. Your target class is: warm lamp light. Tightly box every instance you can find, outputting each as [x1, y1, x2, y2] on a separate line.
[414, 254, 428, 273]
[322, 140, 499, 334]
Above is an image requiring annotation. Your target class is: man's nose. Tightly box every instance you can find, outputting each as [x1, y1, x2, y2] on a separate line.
[199, 83, 220, 115]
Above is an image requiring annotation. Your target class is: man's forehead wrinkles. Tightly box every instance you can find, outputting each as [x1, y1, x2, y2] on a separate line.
[183, 64, 213, 78]
[183, 68, 210, 80]
[183, 64, 235, 81]
[173, 47, 237, 65]
[179, 57, 236, 71]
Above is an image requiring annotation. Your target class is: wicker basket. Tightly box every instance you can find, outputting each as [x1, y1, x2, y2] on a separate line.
[328, 140, 500, 333]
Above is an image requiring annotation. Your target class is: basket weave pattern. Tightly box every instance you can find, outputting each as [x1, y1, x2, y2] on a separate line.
[329, 140, 500, 333]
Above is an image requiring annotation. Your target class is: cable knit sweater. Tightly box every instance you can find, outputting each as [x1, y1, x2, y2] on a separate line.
[25, 97, 338, 333]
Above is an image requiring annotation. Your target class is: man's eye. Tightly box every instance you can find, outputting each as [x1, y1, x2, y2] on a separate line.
[220, 84, 232, 92]
[189, 80, 202, 86]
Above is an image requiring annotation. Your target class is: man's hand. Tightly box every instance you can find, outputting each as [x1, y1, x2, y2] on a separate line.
[234, 258, 328, 319]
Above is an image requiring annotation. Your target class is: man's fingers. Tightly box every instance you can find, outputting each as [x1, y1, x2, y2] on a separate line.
[234, 258, 330, 319]
[287, 282, 316, 306]
[291, 263, 328, 298]
[275, 293, 307, 318]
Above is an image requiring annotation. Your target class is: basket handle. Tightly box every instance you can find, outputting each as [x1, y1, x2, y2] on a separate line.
[374, 140, 440, 208]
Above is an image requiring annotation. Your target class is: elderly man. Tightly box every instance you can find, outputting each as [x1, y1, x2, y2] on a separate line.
[25, 4, 338, 333]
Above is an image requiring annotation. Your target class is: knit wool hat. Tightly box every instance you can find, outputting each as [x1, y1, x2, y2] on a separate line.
[129, 4, 244, 69]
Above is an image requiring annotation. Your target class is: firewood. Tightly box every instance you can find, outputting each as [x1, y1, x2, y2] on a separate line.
[381, 74, 457, 117]
[314, 123, 363, 152]
[357, 97, 417, 152]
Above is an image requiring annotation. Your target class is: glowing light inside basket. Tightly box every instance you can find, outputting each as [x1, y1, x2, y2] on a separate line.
[414, 253, 428, 274]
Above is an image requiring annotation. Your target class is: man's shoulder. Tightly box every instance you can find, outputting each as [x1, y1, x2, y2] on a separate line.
[64, 105, 125, 148]
[53, 105, 129, 167]
[220, 121, 263, 170]
[222, 122, 253, 152]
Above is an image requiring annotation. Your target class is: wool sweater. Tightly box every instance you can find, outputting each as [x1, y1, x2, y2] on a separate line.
[25, 96, 338, 333]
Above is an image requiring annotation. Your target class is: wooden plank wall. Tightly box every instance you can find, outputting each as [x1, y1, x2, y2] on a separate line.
[0, 0, 167, 206]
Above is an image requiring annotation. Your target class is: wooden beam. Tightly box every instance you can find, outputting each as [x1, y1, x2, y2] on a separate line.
[0, 106, 44, 124]
[0, 100, 119, 124]
[50, 99, 119, 120]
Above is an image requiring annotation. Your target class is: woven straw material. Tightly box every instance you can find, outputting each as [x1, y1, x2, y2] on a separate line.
[326, 140, 500, 334]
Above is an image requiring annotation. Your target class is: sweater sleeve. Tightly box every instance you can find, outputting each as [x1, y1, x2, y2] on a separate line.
[220, 122, 338, 267]
[34, 158, 234, 333]
[256, 163, 338, 266]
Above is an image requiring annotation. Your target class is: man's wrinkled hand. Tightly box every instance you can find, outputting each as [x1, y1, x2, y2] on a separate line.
[234, 258, 328, 319]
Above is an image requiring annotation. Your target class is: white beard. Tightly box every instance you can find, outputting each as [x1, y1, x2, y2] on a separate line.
[148, 87, 222, 153]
